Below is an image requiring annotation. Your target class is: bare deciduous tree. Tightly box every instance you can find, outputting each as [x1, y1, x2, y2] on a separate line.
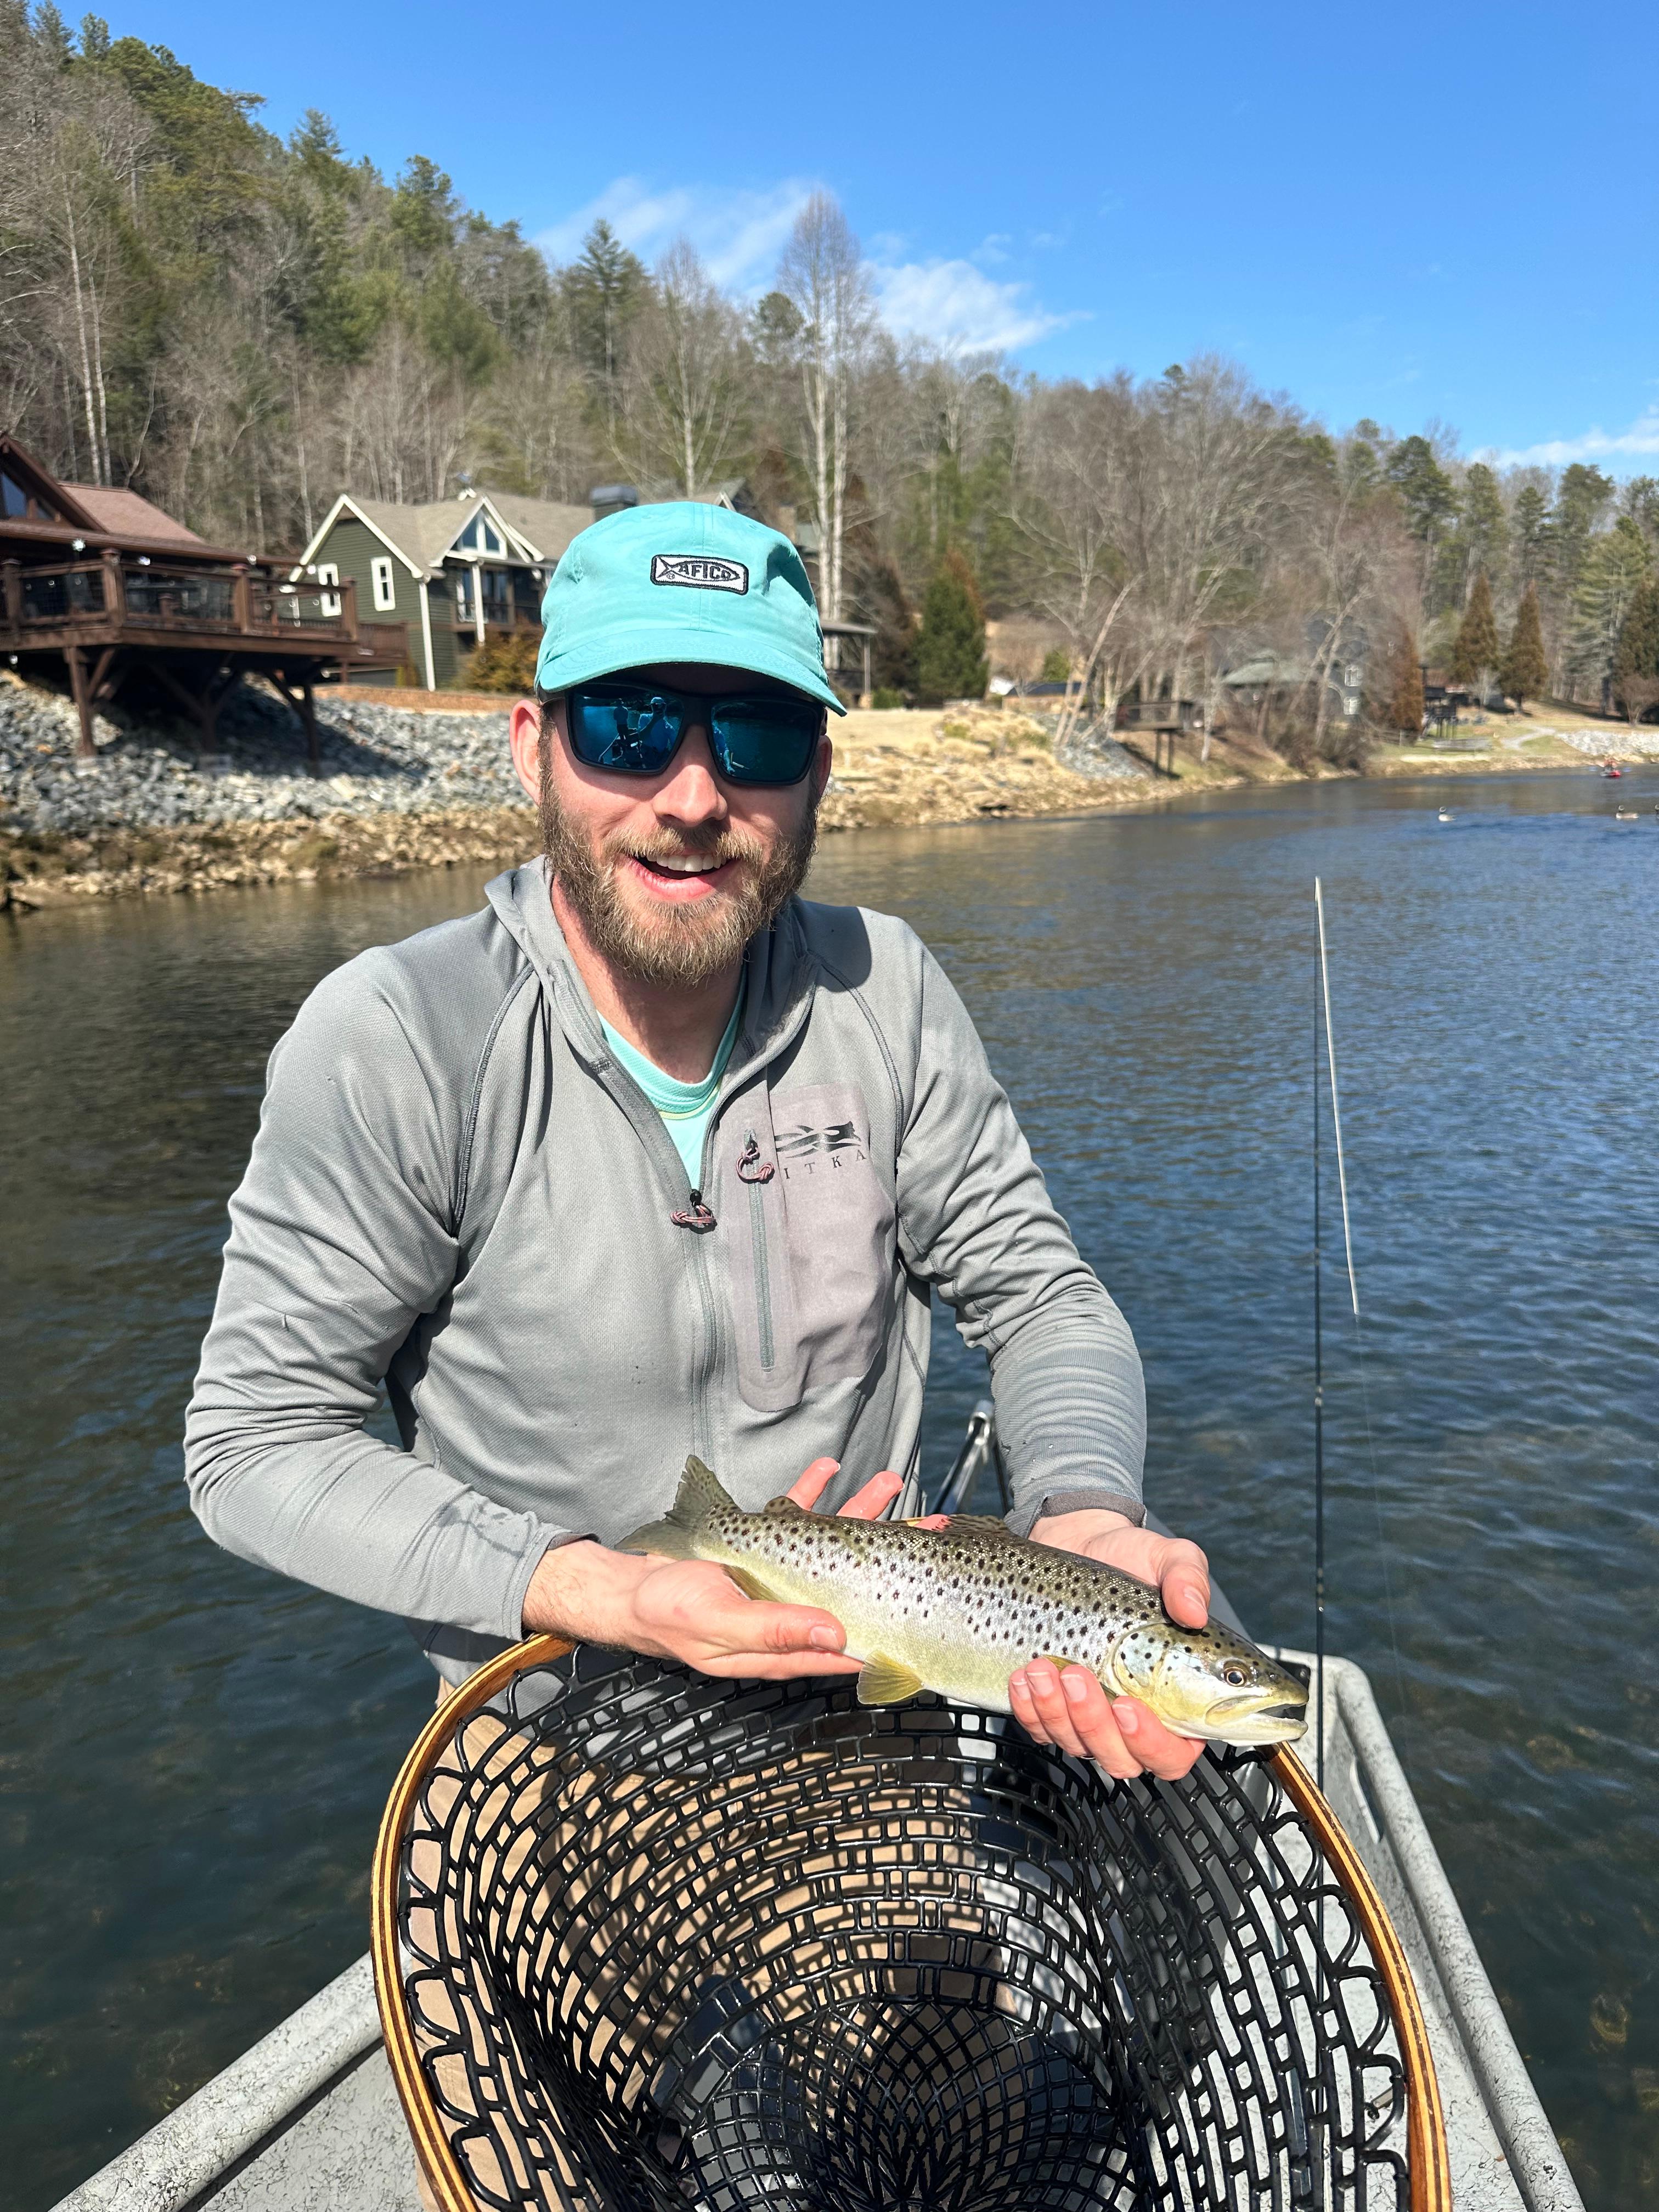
[620, 241, 749, 498]
[777, 193, 874, 628]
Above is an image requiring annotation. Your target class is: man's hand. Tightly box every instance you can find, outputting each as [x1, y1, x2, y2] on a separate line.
[520, 1457, 935, 1679]
[1012, 1508, 1211, 1782]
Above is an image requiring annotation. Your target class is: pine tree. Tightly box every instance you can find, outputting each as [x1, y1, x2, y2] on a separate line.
[1499, 585, 1549, 707]
[1386, 623, 1425, 735]
[1458, 463, 1508, 593]
[1511, 486, 1549, 586]
[1451, 571, 1500, 691]
[1612, 575, 1659, 723]
[913, 551, 988, 704]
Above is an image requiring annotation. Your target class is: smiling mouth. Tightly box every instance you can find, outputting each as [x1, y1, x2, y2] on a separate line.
[626, 851, 736, 887]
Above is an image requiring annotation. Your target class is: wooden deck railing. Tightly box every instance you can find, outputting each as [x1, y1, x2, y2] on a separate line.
[0, 554, 360, 649]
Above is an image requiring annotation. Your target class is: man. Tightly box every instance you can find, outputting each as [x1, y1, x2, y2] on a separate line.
[186, 503, 1210, 1782]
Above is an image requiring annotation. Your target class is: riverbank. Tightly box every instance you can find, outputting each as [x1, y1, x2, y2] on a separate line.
[3, 675, 1650, 909]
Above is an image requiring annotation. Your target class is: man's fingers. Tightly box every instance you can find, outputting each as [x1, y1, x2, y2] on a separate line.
[1156, 1538, 1211, 1629]
[1111, 1695, 1205, 1781]
[698, 1649, 864, 1681]
[1011, 1662, 1141, 1779]
[1008, 1666, 1204, 1782]
[782, 1462, 909, 1522]
[835, 1469, 904, 1520]
[785, 1457, 841, 1511]
[743, 1599, 848, 1656]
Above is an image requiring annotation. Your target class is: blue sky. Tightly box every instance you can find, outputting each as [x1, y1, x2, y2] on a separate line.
[106, 0, 1658, 469]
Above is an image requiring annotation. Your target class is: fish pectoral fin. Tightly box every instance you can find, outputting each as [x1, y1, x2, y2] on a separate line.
[1037, 1652, 1080, 1673]
[723, 1564, 779, 1602]
[856, 1653, 925, 1706]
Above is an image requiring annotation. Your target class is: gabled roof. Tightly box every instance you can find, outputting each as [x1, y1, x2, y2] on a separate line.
[479, 492, 592, 563]
[297, 488, 594, 577]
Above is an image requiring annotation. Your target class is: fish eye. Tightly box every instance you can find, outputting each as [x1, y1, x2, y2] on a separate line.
[1222, 1664, 1249, 1688]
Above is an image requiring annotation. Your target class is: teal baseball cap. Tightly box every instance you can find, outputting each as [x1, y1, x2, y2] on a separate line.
[536, 502, 845, 715]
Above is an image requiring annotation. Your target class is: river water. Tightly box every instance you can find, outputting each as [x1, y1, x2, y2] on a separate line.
[3, 769, 1655, 2208]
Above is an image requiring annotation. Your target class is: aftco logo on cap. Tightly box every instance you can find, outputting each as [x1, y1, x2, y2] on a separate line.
[650, 554, 749, 593]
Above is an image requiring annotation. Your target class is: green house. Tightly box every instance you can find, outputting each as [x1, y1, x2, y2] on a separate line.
[293, 489, 593, 689]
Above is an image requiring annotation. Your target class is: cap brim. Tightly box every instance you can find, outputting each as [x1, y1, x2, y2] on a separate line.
[537, 626, 847, 715]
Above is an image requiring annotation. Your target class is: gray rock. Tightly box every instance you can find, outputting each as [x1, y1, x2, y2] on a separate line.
[0, 677, 518, 837]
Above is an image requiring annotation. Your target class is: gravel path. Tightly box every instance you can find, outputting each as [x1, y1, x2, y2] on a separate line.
[0, 678, 517, 837]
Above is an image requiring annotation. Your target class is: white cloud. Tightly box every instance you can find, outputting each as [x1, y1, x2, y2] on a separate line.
[871, 257, 1079, 354]
[1494, 405, 1659, 469]
[540, 177, 1075, 353]
[538, 177, 816, 292]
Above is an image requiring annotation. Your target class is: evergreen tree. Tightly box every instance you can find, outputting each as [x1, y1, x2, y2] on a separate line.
[913, 551, 988, 704]
[1566, 516, 1651, 697]
[1500, 585, 1549, 707]
[1458, 463, 1507, 592]
[1385, 435, 1459, 545]
[1511, 485, 1549, 586]
[561, 219, 647, 430]
[1612, 574, 1659, 721]
[1451, 571, 1500, 690]
[1385, 623, 1425, 734]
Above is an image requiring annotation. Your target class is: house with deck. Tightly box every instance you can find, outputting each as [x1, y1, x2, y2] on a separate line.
[293, 490, 591, 690]
[1, 434, 402, 761]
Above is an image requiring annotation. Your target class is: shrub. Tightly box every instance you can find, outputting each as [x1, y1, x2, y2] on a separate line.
[462, 632, 540, 693]
[1040, 647, 1071, 682]
[871, 686, 906, 710]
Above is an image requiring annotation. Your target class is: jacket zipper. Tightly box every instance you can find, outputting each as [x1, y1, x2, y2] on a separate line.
[744, 1128, 776, 1372]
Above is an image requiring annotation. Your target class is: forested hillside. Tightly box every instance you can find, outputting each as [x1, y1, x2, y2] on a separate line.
[4, 6, 1657, 723]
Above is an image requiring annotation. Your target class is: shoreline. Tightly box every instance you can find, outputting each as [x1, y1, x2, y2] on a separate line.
[2, 687, 1648, 912]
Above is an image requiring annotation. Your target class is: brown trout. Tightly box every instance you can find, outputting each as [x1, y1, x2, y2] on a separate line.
[623, 1458, 1308, 1746]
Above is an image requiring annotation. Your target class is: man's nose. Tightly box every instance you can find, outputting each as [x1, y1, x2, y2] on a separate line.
[653, 722, 727, 822]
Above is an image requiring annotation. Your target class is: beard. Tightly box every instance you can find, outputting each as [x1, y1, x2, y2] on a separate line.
[540, 763, 819, 991]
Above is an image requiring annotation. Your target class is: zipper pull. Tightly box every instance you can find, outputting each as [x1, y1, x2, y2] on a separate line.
[736, 1132, 775, 1185]
[671, 1189, 718, 1231]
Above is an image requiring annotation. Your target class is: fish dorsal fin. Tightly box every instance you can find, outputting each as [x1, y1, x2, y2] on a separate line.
[761, 1494, 810, 1518]
[857, 1653, 924, 1706]
[944, 1514, 1019, 1544]
[674, 1455, 736, 1526]
[618, 1454, 736, 1557]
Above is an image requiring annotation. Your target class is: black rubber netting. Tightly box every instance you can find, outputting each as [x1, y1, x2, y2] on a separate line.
[398, 1647, 1413, 2211]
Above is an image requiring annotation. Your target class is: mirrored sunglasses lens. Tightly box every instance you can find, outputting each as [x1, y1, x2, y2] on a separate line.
[711, 702, 819, 785]
[570, 691, 681, 774]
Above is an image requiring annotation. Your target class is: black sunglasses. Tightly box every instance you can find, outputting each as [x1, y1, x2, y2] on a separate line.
[563, 681, 822, 787]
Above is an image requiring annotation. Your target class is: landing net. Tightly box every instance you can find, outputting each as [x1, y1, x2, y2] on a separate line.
[376, 1639, 1444, 2212]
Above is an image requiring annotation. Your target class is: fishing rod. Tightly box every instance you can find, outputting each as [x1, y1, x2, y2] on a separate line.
[1313, 879, 1358, 1794]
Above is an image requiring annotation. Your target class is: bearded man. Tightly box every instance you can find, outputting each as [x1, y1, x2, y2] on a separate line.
[185, 503, 1211, 1781]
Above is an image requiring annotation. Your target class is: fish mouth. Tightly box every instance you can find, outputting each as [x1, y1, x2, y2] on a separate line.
[1194, 1694, 1310, 1746]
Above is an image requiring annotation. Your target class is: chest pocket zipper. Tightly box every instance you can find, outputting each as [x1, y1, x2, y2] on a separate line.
[742, 1128, 776, 1372]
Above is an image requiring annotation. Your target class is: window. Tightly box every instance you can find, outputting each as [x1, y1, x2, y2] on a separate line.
[454, 569, 472, 618]
[456, 510, 505, 557]
[317, 562, 341, 617]
[1, 471, 26, 519]
[370, 556, 396, 612]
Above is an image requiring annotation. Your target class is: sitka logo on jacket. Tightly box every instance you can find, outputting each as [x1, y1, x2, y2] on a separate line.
[776, 1119, 865, 1169]
[650, 554, 748, 593]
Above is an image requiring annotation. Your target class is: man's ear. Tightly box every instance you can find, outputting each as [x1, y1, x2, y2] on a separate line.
[811, 730, 833, 798]
[509, 697, 545, 805]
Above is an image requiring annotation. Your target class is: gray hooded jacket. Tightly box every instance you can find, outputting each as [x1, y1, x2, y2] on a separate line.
[184, 860, 1146, 1681]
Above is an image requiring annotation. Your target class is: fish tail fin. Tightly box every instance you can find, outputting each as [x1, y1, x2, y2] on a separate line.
[620, 1454, 736, 1559]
